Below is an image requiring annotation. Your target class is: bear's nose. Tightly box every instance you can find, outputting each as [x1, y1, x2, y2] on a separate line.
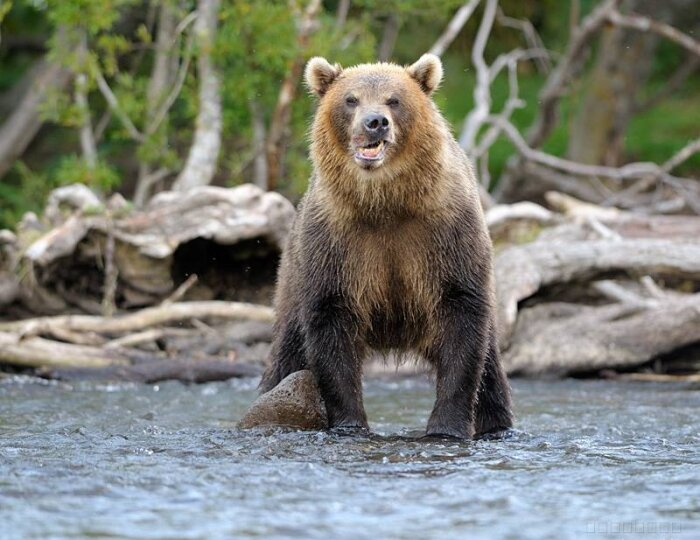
[363, 113, 389, 133]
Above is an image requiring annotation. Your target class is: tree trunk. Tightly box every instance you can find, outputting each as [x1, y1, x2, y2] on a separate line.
[74, 33, 98, 170]
[377, 13, 401, 62]
[249, 99, 268, 190]
[567, 0, 695, 166]
[134, 0, 176, 206]
[173, 0, 222, 191]
[0, 58, 72, 180]
[335, 0, 351, 31]
[567, 1, 657, 165]
[265, 0, 321, 191]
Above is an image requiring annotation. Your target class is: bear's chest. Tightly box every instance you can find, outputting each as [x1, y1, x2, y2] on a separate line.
[341, 222, 441, 347]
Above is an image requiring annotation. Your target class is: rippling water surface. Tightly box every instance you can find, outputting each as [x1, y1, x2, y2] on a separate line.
[0, 375, 698, 539]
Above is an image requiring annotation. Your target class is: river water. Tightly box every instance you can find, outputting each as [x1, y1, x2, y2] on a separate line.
[0, 375, 698, 540]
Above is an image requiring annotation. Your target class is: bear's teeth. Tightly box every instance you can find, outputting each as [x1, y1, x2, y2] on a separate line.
[359, 141, 384, 158]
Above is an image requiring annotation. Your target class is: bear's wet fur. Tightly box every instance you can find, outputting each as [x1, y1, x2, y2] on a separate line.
[260, 54, 513, 439]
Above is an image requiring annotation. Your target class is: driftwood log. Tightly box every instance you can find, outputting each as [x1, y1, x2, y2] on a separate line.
[504, 296, 700, 375]
[495, 238, 700, 345]
[1, 183, 294, 315]
[0, 184, 286, 382]
[0, 299, 274, 382]
[490, 193, 700, 375]
[0, 300, 274, 337]
[42, 359, 262, 384]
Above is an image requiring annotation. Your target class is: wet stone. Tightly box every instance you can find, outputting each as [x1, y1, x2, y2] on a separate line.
[239, 370, 328, 430]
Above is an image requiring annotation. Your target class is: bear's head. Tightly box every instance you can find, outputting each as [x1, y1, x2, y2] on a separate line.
[305, 55, 445, 177]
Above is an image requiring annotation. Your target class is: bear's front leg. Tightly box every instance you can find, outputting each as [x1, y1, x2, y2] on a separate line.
[425, 287, 490, 439]
[304, 295, 368, 431]
[260, 311, 307, 393]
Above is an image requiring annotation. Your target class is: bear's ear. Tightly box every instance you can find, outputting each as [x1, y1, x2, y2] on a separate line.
[305, 57, 343, 97]
[407, 54, 443, 95]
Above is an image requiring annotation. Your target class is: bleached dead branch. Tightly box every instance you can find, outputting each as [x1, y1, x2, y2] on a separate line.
[429, 0, 481, 57]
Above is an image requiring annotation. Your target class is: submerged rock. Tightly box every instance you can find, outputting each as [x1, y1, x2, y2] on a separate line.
[239, 370, 327, 430]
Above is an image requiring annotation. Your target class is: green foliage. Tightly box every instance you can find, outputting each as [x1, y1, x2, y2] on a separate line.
[626, 83, 700, 174]
[44, 0, 136, 35]
[39, 87, 84, 127]
[0, 0, 12, 24]
[0, 161, 49, 227]
[0, 155, 118, 227]
[217, 0, 297, 134]
[53, 155, 121, 191]
[96, 33, 132, 76]
[352, 0, 464, 17]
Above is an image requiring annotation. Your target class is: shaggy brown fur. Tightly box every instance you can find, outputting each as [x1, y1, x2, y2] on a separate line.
[260, 55, 513, 439]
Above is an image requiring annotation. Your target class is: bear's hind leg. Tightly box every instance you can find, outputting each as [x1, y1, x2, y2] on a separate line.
[259, 315, 307, 393]
[474, 329, 513, 437]
[425, 288, 489, 439]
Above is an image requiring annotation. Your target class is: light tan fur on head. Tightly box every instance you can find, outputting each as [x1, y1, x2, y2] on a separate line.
[305, 57, 343, 96]
[406, 54, 443, 95]
[307, 57, 462, 225]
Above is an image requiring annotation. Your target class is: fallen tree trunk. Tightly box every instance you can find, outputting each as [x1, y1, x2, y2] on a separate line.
[3, 184, 294, 316]
[495, 238, 700, 345]
[0, 300, 274, 337]
[42, 358, 262, 384]
[0, 331, 132, 368]
[0, 299, 274, 382]
[0, 184, 287, 383]
[503, 295, 700, 375]
[545, 191, 700, 239]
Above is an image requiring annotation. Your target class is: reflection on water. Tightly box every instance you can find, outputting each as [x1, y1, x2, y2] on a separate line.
[0, 376, 698, 539]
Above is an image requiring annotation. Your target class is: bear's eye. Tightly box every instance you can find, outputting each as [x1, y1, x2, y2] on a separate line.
[386, 97, 400, 108]
[345, 96, 359, 107]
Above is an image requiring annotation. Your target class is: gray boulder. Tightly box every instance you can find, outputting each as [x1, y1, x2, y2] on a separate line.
[239, 370, 327, 430]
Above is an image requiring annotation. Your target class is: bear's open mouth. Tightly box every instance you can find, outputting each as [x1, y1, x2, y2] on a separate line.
[355, 140, 386, 163]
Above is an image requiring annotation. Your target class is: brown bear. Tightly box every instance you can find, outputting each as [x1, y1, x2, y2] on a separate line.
[260, 54, 513, 439]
